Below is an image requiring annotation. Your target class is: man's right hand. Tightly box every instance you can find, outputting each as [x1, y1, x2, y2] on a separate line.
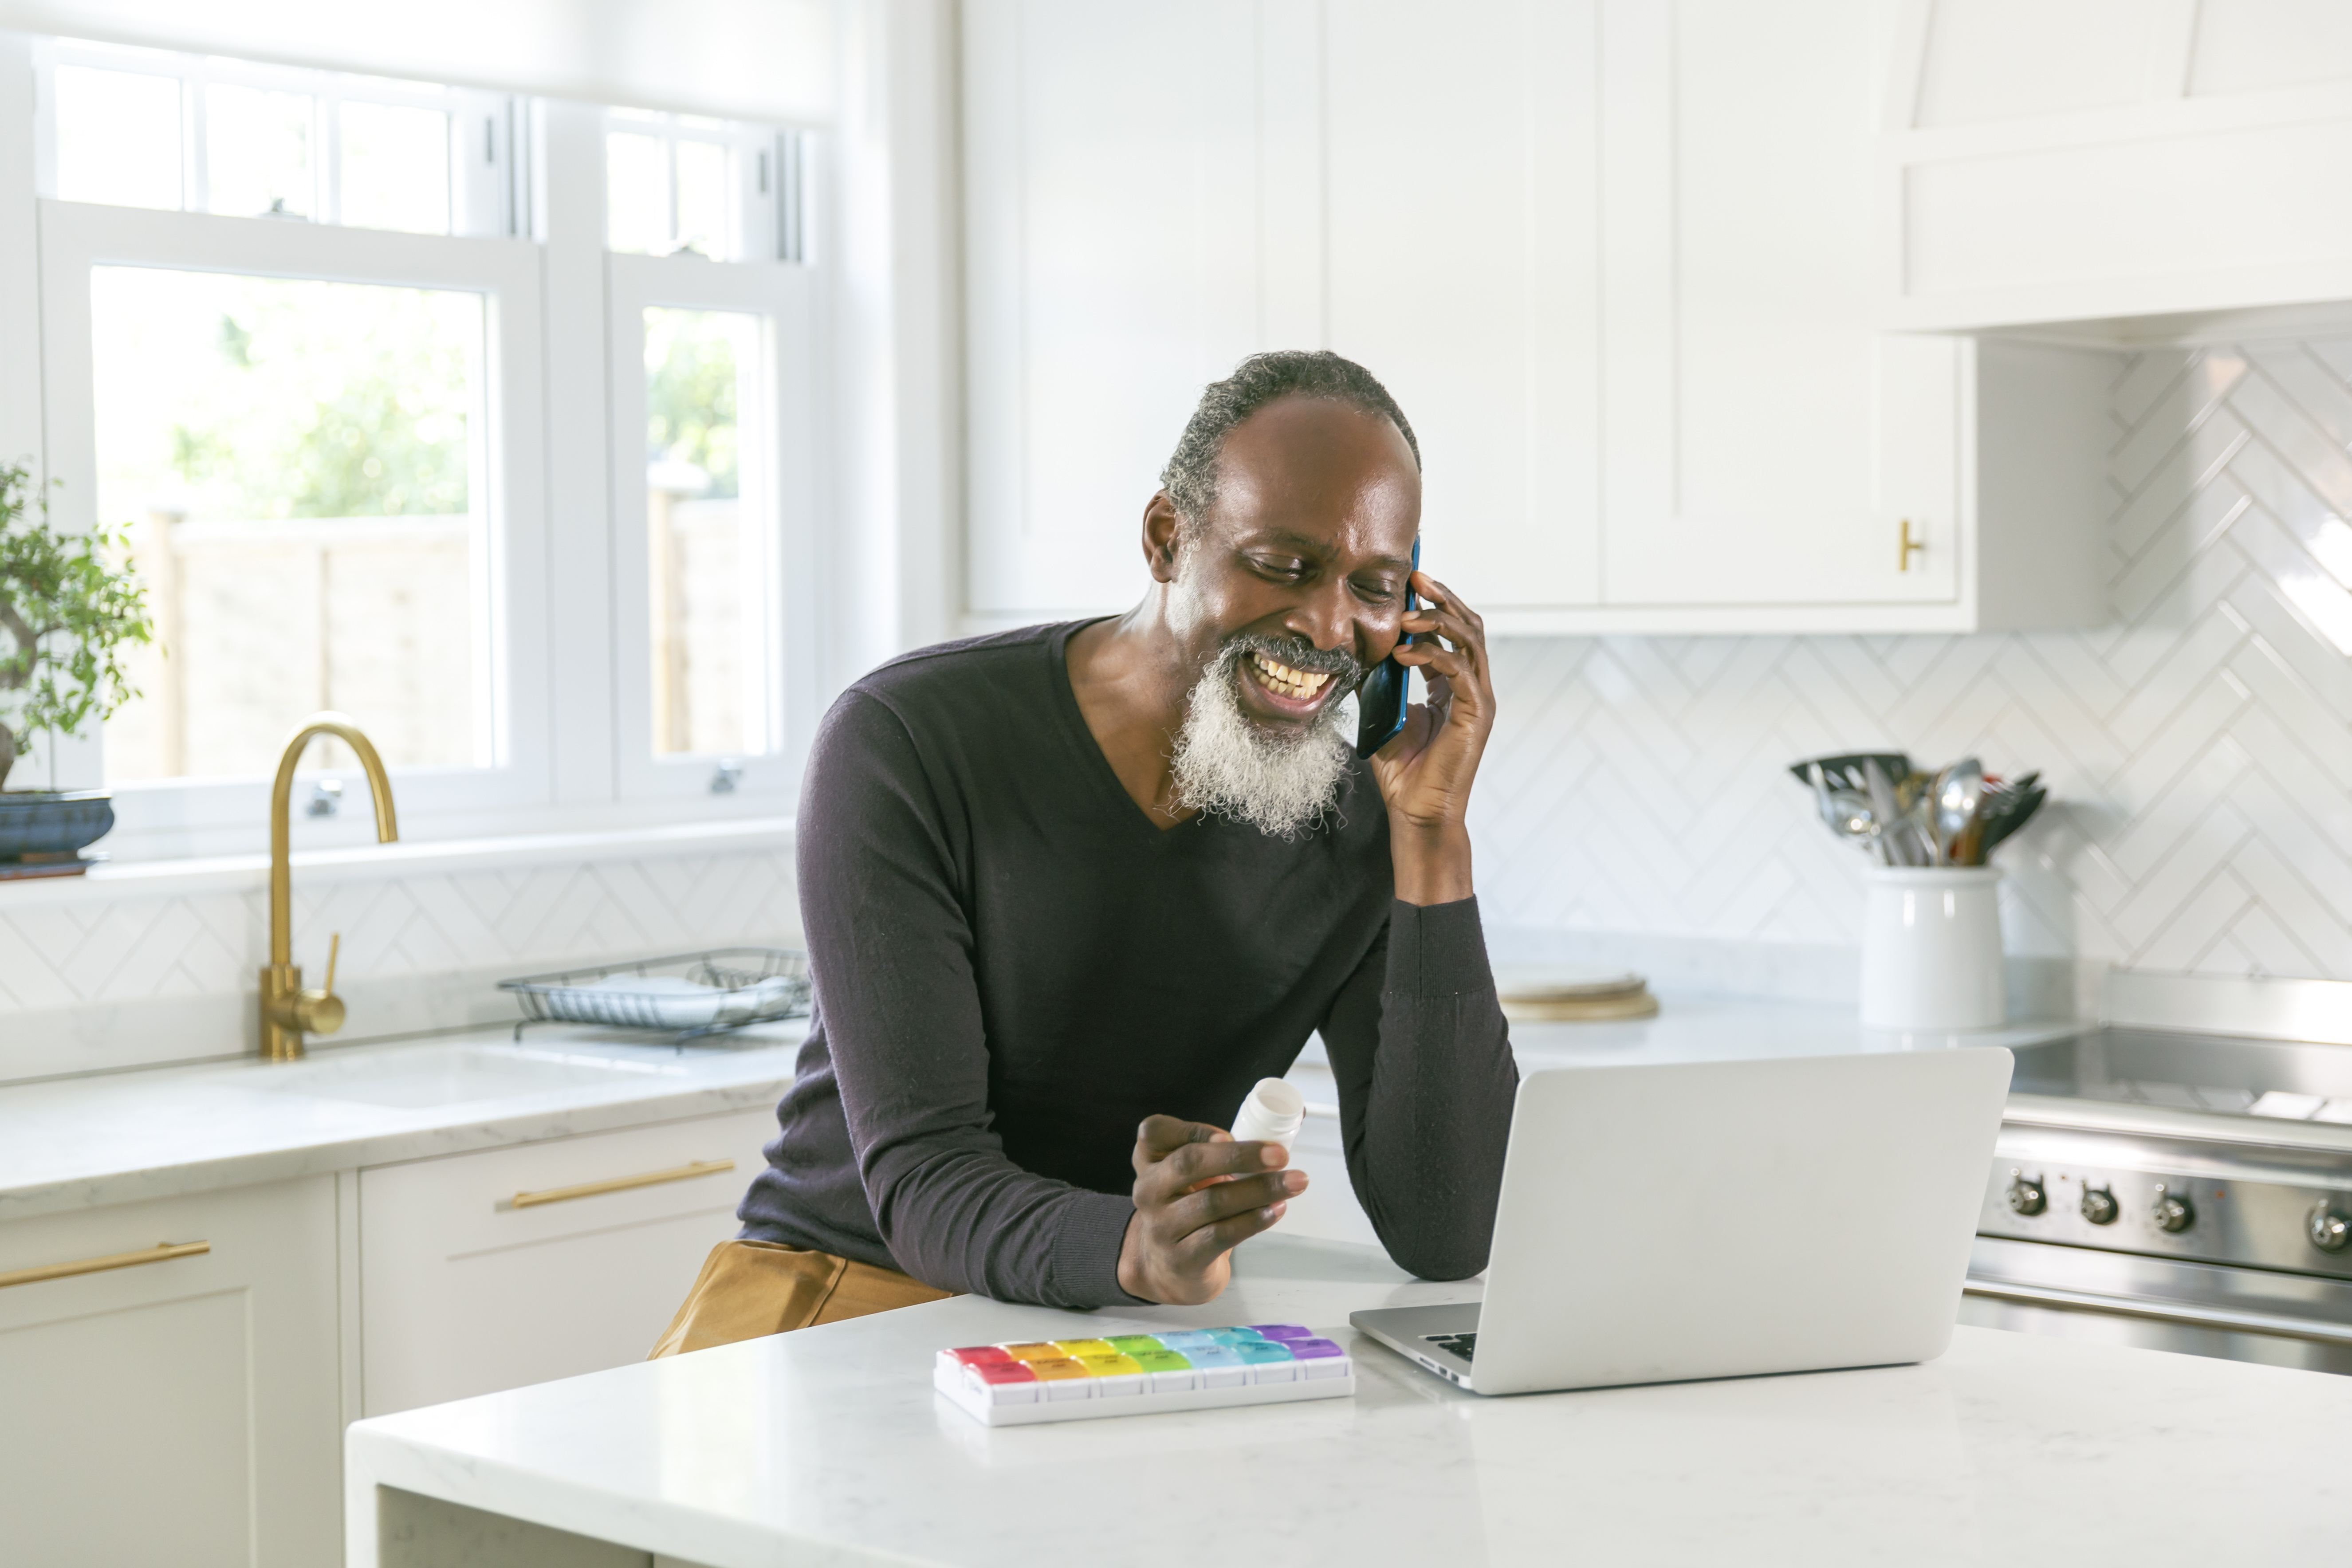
[1116, 1115, 1309, 1305]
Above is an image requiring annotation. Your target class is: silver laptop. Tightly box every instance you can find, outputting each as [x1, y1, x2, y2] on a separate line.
[1351, 1048, 2013, 1395]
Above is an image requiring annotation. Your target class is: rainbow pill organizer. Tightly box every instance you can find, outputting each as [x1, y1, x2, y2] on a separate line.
[932, 1324, 1354, 1426]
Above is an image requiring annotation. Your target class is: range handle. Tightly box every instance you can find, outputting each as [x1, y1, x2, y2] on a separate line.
[1965, 1276, 2352, 1347]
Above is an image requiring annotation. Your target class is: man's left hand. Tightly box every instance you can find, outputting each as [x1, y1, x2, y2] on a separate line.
[1368, 571, 1494, 904]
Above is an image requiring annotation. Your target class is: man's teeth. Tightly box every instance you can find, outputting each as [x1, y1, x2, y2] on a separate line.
[1248, 651, 1332, 701]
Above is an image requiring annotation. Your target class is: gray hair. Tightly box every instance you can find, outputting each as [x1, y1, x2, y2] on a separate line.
[1160, 350, 1420, 525]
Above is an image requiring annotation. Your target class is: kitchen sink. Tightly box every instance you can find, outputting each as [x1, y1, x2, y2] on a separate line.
[269, 1042, 688, 1110]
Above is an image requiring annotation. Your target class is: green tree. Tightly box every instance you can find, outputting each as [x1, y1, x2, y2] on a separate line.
[94, 271, 476, 524]
[644, 310, 742, 498]
[167, 294, 472, 518]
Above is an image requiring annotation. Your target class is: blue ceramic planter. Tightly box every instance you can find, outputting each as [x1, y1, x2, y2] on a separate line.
[0, 790, 115, 859]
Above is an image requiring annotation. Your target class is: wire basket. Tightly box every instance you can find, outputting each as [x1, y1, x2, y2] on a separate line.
[499, 947, 813, 1046]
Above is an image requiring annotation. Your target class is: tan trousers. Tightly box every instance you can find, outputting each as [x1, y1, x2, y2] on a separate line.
[648, 1239, 955, 1358]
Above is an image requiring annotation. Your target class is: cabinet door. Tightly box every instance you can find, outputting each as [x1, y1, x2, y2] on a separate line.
[1600, 0, 1959, 607]
[1323, 0, 1602, 612]
[963, 0, 1264, 618]
[359, 1108, 777, 1415]
[0, 1179, 342, 1568]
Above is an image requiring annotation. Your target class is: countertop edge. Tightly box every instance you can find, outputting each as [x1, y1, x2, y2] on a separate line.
[347, 1426, 893, 1568]
[0, 1073, 793, 1221]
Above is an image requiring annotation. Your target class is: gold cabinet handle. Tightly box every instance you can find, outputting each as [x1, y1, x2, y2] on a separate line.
[1898, 518, 1925, 572]
[0, 1240, 211, 1290]
[510, 1158, 735, 1210]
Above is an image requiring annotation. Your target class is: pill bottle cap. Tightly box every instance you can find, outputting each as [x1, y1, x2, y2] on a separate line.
[1230, 1077, 1305, 1147]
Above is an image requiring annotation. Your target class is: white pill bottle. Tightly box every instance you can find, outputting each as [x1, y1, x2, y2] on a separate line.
[1228, 1077, 1305, 1152]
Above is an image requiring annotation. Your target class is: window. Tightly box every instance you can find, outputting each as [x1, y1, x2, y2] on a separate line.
[20, 40, 817, 853]
[35, 39, 520, 236]
[38, 171, 548, 839]
[608, 256, 815, 801]
[603, 109, 803, 262]
[93, 269, 489, 780]
[644, 307, 760, 756]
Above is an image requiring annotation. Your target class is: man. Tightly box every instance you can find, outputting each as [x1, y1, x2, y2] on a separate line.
[653, 350, 1516, 1354]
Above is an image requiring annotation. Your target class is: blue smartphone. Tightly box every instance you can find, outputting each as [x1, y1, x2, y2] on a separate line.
[1354, 539, 1420, 759]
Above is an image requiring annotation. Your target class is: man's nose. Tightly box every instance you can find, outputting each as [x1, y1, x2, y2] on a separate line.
[1283, 577, 1366, 657]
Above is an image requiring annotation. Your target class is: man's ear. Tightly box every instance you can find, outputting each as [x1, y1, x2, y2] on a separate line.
[1142, 491, 1185, 584]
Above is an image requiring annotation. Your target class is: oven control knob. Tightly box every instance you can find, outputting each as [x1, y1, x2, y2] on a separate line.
[2151, 1185, 2195, 1234]
[2310, 1203, 2352, 1255]
[2080, 1186, 2119, 1226]
[2006, 1171, 2046, 1217]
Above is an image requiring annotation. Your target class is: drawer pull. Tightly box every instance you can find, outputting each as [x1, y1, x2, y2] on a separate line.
[510, 1158, 735, 1210]
[0, 1240, 211, 1290]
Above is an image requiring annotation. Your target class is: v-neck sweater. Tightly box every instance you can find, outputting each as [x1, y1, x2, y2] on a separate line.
[738, 621, 1519, 1307]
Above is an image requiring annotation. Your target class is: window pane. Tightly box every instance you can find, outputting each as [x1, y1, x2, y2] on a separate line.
[645, 307, 762, 757]
[606, 131, 668, 254]
[674, 139, 729, 259]
[341, 101, 449, 234]
[54, 66, 182, 210]
[91, 268, 486, 780]
[208, 83, 311, 219]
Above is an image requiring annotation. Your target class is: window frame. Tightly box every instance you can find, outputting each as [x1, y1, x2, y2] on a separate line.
[30, 36, 522, 237]
[606, 251, 819, 803]
[600, 107, 803, 263]
[35, 197, 553, 842]
[9, 35, 829, 860]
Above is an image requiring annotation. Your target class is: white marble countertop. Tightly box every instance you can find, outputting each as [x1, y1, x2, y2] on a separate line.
[1474, 994, 2076, 1071]
[345, 1233, 2352, 1568]
[0, 1020, 806, 1221]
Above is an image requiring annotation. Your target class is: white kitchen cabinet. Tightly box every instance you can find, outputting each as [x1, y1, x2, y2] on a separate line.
[1883, 0, 2352, 331]
[962, 0, 1602, 623]
[961, 0, 2112, 636]
[1598, 0, 1951, 614]
[358, 1108, 777, 1415]
[0, 1178, 342, 1568]
[1586, 0, 2116, 631]
[1320, 0, 1601, 615]
[961, 0, 1267, 620]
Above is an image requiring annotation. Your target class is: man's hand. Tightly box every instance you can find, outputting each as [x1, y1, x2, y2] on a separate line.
[1369, 571, 1495, 905]
[1116, 1115, 1308, 1305]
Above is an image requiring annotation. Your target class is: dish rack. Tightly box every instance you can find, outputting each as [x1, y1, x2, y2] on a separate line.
[498, 947, 813, 1047]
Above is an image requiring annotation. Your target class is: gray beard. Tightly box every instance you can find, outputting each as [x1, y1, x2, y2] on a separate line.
[1168, 642, 1355, 839]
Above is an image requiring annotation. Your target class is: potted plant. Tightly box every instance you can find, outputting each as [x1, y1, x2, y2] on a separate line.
[0, 459, 153, 872]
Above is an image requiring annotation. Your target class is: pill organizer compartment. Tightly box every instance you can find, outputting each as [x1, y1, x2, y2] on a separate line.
[932, 1323, 1355, 1426]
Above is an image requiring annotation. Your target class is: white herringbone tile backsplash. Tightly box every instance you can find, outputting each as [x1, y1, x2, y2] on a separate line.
[0, 833, 801, 1081]
[1472, 340, 2352, 984]
[0, 851, 800, 1014]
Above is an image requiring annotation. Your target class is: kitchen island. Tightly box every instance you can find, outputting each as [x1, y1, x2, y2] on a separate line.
[346, 1233, 2352, 1568]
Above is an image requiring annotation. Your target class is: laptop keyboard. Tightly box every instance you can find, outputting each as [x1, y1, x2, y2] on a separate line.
[1423, 1332, 1478, 1363]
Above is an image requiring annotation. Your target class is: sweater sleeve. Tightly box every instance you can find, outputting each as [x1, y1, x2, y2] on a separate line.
[1318, 897, 1519, 1280]
[798, 692, 1141, 1308]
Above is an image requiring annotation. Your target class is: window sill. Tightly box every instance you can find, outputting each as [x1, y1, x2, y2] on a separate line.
[7, 815, 795, 909]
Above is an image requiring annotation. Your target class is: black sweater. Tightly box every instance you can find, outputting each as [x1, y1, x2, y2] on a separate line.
[738, 621, 1519, 1306]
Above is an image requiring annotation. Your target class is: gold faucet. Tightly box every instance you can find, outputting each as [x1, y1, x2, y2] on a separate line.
[260, 712, 398, 1061]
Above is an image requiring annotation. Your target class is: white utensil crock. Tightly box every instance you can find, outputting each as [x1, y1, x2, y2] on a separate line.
[1860, 866, 2005, 1030]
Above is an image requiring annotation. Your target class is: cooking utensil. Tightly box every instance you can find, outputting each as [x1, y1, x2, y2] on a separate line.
[1786, 752, 1912, 797]
[1864, 758, 1924, 866]
[1934, 757, 1986, 867]
[1813, 763, 1889, 864]
[1975, 783, 2046, 861]
[1896, 769, 1940, 865]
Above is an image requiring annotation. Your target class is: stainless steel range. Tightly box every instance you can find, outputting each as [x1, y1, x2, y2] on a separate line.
[1962, 981, 2352, 1375]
